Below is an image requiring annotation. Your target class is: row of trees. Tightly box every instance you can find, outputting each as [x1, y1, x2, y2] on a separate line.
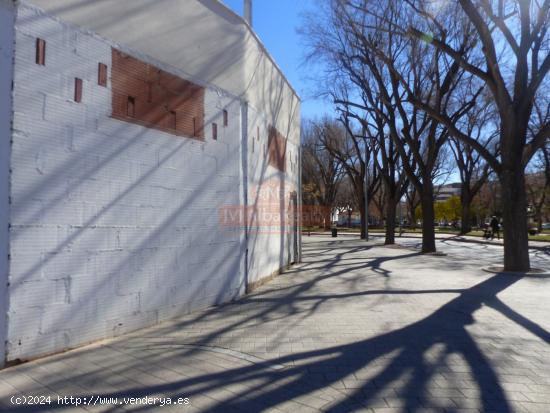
[301, 0, 550, 271]
[302, 119, 550, 228]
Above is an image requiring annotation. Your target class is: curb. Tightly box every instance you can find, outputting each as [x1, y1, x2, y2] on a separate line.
[482, 266, 550, 277]
[303, 232, 550, 252]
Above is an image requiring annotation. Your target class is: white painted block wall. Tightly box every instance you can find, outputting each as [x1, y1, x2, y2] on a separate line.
[246, 105, 300, 285]
[6, 4, 249, 362]
[0, 0, 16, 368]
[4, 1, 300, 364]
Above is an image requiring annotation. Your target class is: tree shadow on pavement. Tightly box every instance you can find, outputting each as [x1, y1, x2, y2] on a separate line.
[5, 241, 548, 413]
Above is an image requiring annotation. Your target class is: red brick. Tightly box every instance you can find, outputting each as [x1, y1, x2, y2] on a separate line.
[98, 63, 108, 87]
[268, 126, 286, 171]
[36, 38, 46, 65]
[111, 47, 205, 139]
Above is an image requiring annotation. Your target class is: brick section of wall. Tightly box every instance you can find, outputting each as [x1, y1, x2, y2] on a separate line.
[111, 49, 205, 139]
[268, 126, 286, 172]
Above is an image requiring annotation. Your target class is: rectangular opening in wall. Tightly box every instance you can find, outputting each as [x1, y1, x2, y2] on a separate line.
[257, 126, 259, 141]
[268, 126, 286, 172]
[74, 78, 83, 103]
[223, 110, 228, 127]
[168, 110, 177, 130]
[36, 38, 46, 65]
[98, 63, 108, 87]
[111, 48, 205, 140]
[127, 96, 136, 117]
[212, 123, 218, 140]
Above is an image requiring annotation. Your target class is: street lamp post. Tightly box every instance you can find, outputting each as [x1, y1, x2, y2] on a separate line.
[342, 111, 376, 242]
[365, 154, 369, 241]
[398, 196, 402, 236]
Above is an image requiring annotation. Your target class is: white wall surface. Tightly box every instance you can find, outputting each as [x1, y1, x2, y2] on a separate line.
[7, 3, 249, 361]
[0, 0, 16, 368]
[5, 0, 300, 363]
[246, 105, 300, 285]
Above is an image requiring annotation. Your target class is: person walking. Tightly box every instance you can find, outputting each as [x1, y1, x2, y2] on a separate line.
[490, 216, 500, 240]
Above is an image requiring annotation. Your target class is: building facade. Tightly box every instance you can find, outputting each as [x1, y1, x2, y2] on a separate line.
[0, 0, 301, 366]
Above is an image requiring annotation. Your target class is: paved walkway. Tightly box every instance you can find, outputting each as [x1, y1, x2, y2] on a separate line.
[1, 236, 550, 412]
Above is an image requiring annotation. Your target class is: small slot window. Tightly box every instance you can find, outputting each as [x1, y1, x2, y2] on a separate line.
[193, 117, 197, 136]
[127, 96, 136, 117]
[98, 63, 108, 87]
[212, 123, 218, 140]
[223, 110, 228, 127]
[74, 78, 83, 103]
[36, 38, 46, 65]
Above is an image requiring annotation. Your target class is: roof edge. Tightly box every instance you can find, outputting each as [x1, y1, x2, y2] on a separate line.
[208, 0, 301, 102]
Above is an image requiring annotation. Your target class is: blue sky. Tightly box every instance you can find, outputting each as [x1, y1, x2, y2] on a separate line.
[221, 1, 460, 184]
[221, 0, 334, 120]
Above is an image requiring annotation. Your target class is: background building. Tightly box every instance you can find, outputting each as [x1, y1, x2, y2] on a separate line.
[0, 0, 300, 367]
[435, 183, 462, 202]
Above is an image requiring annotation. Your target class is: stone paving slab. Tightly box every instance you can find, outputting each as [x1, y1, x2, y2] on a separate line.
[1, 235, 549, 412]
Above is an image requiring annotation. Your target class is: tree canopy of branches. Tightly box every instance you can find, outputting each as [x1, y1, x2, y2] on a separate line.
[304, 0, 550, 270]
[396, 0, 550, 271]
[302, 119, 345, 229]
[526, 145, 550, 231]
[316, 117, 381, 238]
[304, 0, 478, 252]
[449, 104, 497, 233]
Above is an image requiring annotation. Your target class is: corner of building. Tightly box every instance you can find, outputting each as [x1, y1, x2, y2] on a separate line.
[0, 0, 16, 368]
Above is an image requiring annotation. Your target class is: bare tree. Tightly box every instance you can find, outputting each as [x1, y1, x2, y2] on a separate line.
[335, 89, 410, 245]
[326, 1, 479, 252]
[334, 176, 359, 227]
[397, 0, 550, 270]
[449, 104, 497, 233]
[405, 185, 421, 228]
[302, 119, 345, 229]
[526, 145, 550, 232]
[319, 115, 381, 238]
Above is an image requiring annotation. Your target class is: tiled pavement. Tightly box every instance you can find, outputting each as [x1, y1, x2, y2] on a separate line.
[1, 235, 550, 412]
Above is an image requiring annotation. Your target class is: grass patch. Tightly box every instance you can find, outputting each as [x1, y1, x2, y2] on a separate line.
[529, 234, 550, 242]
[303, 227, 550, 242]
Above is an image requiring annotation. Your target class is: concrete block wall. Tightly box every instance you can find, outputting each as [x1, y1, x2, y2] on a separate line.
[246, 105, 300, 286]
[6, 3, 247, 363]
[0, 0, 16, 368]
[2, 0, 300, 365]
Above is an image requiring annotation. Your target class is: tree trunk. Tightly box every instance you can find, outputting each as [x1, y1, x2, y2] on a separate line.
[385, 194, 397, 245]
[407, 196, 417, 229]
[409, 209, 416, 229]
[460, 189, 472, 235]
[356, 183, 366, 239]
[324, 210, 332, 230]
[500, 168, 530, 271]
[420, 182, 436, 253]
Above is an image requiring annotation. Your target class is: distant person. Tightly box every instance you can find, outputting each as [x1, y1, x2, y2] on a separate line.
[490, 216, 500, 240]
